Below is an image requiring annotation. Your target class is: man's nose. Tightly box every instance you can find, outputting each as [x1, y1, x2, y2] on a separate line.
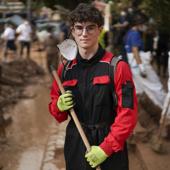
[82, 28, 88, 36]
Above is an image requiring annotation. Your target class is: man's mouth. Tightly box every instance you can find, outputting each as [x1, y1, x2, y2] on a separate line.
[80, 39, 89, 42]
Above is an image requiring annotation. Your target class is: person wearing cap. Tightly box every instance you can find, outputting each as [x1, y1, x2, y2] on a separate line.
[124, 15, 147, 77]
[16, 17, 32, 59]
[1, 22, 17, 62]
[49, 3, 137, 170]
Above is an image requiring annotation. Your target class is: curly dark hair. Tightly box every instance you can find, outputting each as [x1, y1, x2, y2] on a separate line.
[69, 3, 104, 27]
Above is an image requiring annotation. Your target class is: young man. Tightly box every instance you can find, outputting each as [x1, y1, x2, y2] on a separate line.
[49, 3, 137, 170]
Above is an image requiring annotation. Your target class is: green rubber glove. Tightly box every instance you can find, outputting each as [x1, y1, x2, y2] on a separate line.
[85, 146, 108, 168]
[57, 90, 74, 112]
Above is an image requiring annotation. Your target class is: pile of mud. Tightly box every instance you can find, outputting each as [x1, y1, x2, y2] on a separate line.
[0, 59, 45, 136]
[1, 59, 44, 85]
[138, 92, 162, 128]
[0, 59, 44, 102]
[135, 93, 169, 143]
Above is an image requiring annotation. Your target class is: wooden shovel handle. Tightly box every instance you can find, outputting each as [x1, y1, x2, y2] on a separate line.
[51, 69, 101, 170]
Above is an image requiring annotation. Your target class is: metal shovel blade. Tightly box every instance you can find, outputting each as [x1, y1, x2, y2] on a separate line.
[57, 39, 77, 61]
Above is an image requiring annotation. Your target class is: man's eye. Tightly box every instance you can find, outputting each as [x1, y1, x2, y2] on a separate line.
[75, 26, 83, 30]
[87, 26, 96, 30]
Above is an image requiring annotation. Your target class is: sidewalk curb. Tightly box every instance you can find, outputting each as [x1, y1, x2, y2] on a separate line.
[40, 120, 66, 170]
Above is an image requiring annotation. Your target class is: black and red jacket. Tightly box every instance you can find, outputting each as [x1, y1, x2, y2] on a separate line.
[49, 46, 137, 170]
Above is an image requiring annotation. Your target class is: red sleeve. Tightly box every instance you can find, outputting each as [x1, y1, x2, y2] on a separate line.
[100, 61, 138, 156]
[48, 63, 68, 123]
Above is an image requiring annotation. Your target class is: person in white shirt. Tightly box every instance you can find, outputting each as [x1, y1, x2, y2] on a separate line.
[16, 18, 32, 59]
[1, 22, 17, 62]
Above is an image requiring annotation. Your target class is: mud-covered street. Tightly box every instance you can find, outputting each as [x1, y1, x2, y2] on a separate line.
[0, 45, 53, 170]
[0, 82, 52, 170]
[0, 79, 143, 170]
[0, 47, 143, 170]
[0, 45, 169, 170]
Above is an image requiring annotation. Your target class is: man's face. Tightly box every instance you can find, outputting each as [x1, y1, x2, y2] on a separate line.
[72, 22, 102, 49]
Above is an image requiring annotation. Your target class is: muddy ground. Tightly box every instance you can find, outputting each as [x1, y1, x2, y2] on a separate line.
[0, 81, 52, 170]
[0, 46, 53, 170]
[0, 76, 144, 170]
[0, 44, 169, 170]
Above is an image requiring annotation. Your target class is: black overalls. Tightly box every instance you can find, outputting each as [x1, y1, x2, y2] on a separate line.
[62, 47, 129, 170]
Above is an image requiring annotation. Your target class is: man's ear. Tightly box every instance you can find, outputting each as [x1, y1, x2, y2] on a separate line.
[70, 27, 75, 39]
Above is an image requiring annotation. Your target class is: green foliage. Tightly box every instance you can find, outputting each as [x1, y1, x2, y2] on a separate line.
[21, 0, 170, 33]
[20, 0, 44, 10]
[140, 0, 170, 33]
[43, 0, 91, 10]
[20, 0, 26, 4]
[21, 0, 91, 10]
[109, 0, 170, 33]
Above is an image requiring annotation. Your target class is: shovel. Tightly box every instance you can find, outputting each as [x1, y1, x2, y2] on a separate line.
[51, 39, 101, 170]
[151, 93, 170, 153]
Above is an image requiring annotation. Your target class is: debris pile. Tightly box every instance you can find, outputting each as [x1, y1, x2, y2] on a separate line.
[138, 92, 161, 128]
[0, 59, 45, 143]
[134, 92, 170, 153]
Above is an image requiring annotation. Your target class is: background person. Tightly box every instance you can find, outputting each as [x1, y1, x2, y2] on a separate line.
[16, 17, 32, 59]
[124, 15, 147, 77]
[44, 26, 60, 75]
[1, 21, 17, 62]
